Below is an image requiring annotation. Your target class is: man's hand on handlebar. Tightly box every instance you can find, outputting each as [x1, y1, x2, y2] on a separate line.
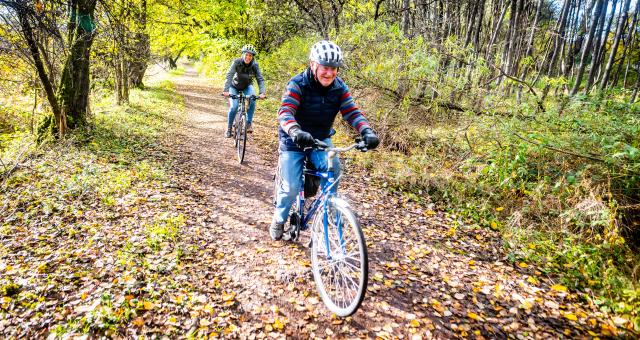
[360, 128, 380, 150]
[289, 128, 315, 148]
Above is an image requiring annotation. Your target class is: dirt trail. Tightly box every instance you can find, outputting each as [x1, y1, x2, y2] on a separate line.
[166, 66, 615, 338]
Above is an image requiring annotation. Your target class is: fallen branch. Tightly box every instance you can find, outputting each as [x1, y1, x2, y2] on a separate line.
[0, 144, 30, 180]
[490, 63, 546, 113]
[511, 131, 606, 163]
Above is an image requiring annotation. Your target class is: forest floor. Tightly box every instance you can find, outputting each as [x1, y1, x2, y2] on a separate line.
[0, 65, 624, 338]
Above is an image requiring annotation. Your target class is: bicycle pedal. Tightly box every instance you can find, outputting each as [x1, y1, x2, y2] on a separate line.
[282, 231, 292, 241]
[282, 229, 299, 242]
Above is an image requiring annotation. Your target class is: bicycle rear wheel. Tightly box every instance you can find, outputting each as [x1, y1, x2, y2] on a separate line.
[236, 112, 247, 164]
[311, 197, 368, 317]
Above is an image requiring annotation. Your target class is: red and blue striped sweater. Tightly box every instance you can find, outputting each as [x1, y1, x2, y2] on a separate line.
[277, 67, 372, 151]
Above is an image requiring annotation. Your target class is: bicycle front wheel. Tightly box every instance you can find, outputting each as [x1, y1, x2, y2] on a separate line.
[236, 113, 247, 164]
[311, 197, 368, 317]
[272, 164, 281, 206]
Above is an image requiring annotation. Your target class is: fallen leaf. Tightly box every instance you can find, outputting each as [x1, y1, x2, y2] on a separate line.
[467, 312, 484, 321]
[551, 284, 567, 293]
[132, 317, 145, 327]
[273, 318, 285, 330]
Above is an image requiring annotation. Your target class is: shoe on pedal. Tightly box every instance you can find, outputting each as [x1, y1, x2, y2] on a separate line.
[246, 122, 253, 133]
[225, 130, 232, 138]
[270, 220, 285, 240]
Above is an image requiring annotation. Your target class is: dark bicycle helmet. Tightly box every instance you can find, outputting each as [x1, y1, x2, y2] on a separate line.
[309, 40, 343, 67]
[241, 44, 257, 55]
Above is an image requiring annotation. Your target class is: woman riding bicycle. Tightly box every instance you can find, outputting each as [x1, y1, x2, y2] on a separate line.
[222, 44, 266, 137]
[270, 40, 380, 240]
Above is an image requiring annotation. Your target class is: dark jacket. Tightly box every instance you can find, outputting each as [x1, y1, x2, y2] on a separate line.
[223, 57, 266, 94]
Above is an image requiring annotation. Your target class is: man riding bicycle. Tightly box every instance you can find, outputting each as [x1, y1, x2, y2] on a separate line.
[270, 40, 380, 240]
[223, 44, 266, 137]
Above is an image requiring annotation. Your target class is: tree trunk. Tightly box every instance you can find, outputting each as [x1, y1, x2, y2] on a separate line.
[631, 60, 640, 102]
[15, 4, 64, 137]
[330, 0, 342, 35]
[612, 0, 638, 86]
[115, 53, 123, 105]
[58, 0, 98, 128]
[545, 0, 571, 76]
[570, 0, 605, 96]
[595, 0, 619, 77]
[129, 0, 149, 88]
[599, 0, 631, 91]
[584, 0, 611, 93]
[622, 1, 640, 87]
[472, 0, 485, 53]
[561, 0, 582, 78]
[520, 0, 543, 79]
[463, 0, 478, 47]
[485, 1, 508, 63]
[402, 0, 410, 35]
[374, 0, 384, 20]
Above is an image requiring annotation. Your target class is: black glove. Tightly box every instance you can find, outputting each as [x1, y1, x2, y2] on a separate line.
[290, 128, 315, 148]
[361, 128, 380, 149]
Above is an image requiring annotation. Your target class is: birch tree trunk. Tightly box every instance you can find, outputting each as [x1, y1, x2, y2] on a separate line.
[570, 0, 605, 96]
[599, 0, 631, 91]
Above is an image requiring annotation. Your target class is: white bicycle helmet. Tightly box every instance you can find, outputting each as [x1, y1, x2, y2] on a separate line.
[309, 40, 343, 67]
[241, 44, 257, 55]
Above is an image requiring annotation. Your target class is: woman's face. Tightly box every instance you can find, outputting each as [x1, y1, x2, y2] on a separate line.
[312, 62, 338, 87]
[243, 53, 254, 64]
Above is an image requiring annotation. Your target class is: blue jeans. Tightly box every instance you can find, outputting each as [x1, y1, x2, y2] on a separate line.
[273, 138, 341, 224]
[227, 85, 256, 131]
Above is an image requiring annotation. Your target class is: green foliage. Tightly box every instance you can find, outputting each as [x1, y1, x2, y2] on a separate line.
[259, 36, 317, 92]
[148, 0, 248, 60]
[145, 214, 185, 251]
[363, 93, 640, 330]
[197, 38, 242, 83]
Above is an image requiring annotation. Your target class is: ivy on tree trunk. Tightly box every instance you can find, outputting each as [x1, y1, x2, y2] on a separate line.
[58, 0, 97, 129]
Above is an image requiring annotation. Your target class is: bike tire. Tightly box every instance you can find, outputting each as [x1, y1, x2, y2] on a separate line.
[272, 165, 281, 206]
[311, 197, 368, 317]
[233, 115, 239, 148]
[236, 113, 247, 164]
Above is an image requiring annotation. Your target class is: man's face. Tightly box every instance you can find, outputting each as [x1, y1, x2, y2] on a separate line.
[312, 62, 338, 87]
[243, 53, 254, 64]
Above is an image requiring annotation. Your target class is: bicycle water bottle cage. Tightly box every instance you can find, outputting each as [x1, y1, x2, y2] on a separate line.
[303, 159, 321, 198]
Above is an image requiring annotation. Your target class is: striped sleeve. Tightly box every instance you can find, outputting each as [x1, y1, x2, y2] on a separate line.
[277, 80, 302, 134]
[339, 87, 371, 133]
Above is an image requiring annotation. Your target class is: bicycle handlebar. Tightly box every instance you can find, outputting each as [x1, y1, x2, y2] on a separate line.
[309, 138, 369, 153]
[221, 93, 264, 100]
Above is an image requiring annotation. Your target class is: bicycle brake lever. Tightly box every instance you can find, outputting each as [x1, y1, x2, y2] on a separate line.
[314, 140, 329, 150]
[355, 140, 368, 152]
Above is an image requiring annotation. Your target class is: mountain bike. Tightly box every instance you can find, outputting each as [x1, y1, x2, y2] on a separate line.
[273, 139, 369, 317]
[225, 93, 260, 164]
